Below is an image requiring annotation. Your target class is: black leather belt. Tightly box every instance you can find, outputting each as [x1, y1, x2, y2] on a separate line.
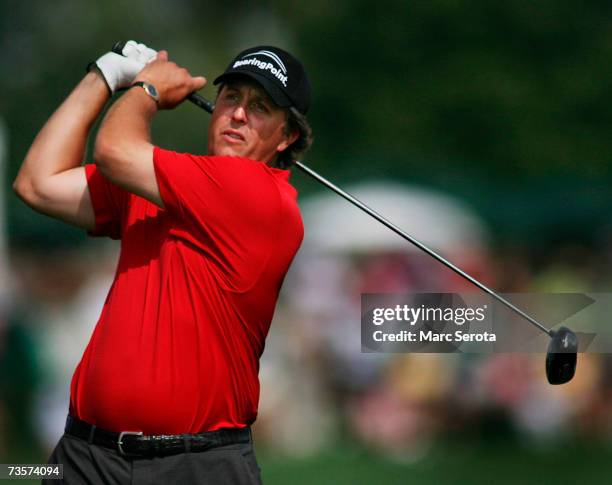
[64, 415, 252, 457]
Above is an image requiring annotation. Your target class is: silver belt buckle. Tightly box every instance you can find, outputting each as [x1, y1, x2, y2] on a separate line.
[117, 430, 144, 456]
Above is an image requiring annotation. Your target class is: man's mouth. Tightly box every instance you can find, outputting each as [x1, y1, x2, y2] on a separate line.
[221, 130, 245, 142]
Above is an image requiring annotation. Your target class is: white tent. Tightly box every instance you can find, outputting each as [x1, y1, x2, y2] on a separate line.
[300, 181, 488, 257]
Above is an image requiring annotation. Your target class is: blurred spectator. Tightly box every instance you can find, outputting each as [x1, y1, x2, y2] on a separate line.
[8, 243, 117, 453]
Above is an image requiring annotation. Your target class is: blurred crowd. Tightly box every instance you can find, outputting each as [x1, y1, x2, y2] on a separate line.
[2, 182, 612, 462]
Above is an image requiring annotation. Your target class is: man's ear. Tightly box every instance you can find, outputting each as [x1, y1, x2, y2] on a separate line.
[277, 129, 299, 153]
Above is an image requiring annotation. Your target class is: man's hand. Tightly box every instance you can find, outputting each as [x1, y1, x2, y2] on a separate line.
[94, 40, 157, 93]
[133, 51, 206, 109]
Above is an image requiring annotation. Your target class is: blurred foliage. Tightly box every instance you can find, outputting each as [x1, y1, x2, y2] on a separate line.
[0, 316, 41, 452]
[285, 1, 612, 175]
[3, 0, 612, 247]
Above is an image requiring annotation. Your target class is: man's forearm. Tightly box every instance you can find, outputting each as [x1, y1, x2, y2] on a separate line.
[92, 83, 163, 206]
[15, 71, 109, 191]
[94, 85, 157, 167]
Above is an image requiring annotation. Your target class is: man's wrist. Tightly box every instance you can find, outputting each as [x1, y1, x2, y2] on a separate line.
[83, 70, 112, 98]
[130, 81, 160, 106]
[86, 63, 112, 95]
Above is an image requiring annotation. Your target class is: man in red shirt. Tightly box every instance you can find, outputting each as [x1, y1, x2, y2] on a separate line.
[14, 41, 312, 484]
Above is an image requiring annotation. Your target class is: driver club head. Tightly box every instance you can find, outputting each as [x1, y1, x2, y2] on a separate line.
[546, 326, 578, 385]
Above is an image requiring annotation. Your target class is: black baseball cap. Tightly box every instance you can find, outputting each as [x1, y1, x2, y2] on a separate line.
[213, 45, 310, 115]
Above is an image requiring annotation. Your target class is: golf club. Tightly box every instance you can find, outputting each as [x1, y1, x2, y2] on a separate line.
[112, 41, 578, 384]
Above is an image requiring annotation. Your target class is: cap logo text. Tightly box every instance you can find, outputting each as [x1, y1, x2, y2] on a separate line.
[233, 50, 288, 87]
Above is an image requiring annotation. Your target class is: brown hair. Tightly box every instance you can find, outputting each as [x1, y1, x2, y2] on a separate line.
[276, 107, 313, 169]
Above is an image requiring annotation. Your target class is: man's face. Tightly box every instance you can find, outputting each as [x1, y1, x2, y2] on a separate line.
[208, 78, 298, 164]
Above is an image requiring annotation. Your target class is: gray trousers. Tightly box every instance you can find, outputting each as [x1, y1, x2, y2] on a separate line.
[44, 433, 263, 485]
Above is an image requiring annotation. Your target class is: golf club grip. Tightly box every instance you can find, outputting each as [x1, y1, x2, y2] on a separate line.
[111, 41, 214, 114]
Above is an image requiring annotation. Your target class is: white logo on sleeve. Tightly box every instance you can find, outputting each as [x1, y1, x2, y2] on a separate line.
[233, 50, 288, 87]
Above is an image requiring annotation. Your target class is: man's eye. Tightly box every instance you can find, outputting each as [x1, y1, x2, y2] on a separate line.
[251, 102, 268, 113]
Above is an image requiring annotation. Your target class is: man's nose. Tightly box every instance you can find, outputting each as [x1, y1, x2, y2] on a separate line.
[232, 105, 247, 123]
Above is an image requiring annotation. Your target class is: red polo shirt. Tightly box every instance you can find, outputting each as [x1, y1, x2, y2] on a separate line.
[69, 147, 303, 434]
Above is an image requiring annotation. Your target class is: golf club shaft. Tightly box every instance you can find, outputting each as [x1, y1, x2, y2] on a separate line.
[294, 162, 552, 336]
[112, 41, 553, 338]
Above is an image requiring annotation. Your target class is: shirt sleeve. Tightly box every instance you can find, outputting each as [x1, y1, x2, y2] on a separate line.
[85, 164, 130, 240]
[152, 146, 282, 291]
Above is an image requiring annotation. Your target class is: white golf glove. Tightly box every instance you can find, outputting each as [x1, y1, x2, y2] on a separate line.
[93, 40, 157, 93]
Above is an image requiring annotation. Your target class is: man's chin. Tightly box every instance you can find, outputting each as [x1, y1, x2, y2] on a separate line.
[212, 145, 248, 158]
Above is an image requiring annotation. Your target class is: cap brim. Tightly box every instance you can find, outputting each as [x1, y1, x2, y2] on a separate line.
[213, 70, 293, 109]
